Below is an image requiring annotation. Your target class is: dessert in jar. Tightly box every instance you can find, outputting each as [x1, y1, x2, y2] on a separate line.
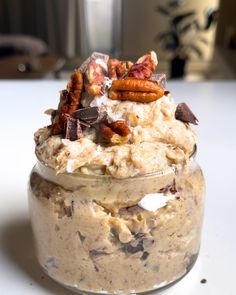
[28, 51, 205, 294]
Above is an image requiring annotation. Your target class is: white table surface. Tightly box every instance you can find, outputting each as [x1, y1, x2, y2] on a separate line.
[0, 80, 236, 295]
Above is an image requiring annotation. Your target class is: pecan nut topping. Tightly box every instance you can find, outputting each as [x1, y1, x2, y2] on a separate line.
[111, 78, 163, 93]
[99, 120, 132, 144]
[127, 51, 158, 79]
[108, 89, 164, 103]
[51, 70, 83, 135]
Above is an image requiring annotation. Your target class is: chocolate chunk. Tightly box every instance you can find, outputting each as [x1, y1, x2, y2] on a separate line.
[73, 107, 107, 125]
[150, 73, 166, 89]
[79, 52, 109, 73]
[141, 251, 149, 260]
[78, 231, 86, 242]
[164, 90, 170, 96]
[175, 103, 198, 125]
[159, 180, 177, 194]
[134, 233, 146, 239]
[123, 240, 144, 254]
[55, 225, 60, 232]
[65, 117, 83, 141]
[119, 205, 142, 215]
[89, 249, 108, 256]
[111, 228, 119, 240]
[170, 179, 177, 194]
[200, 278, 207, 284]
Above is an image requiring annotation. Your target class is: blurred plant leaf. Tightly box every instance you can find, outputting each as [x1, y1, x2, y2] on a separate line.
[155, 32, 179, 51]
[172, 11, 196, 28]
[198, 36, 209, 45]
[167, 0, 185, 8]
[165, 41, 179, 51]
[155, 5, 170, 16]
[204, 8, 218, 30]
[155, 32, 174, 41]
[188, 44, 203, 57]
[179, 19, 200, 34]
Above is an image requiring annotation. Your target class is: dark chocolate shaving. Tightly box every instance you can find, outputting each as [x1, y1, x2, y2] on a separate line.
[159, 180, 177, 194]
[65, 117, 83, 141]
[73, 107, 107, 125]
[175, 103, 198, 125]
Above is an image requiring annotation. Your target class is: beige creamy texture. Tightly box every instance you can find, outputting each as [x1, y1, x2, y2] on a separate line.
[35, 94, 196, 178]
[29, 160, 205, 293]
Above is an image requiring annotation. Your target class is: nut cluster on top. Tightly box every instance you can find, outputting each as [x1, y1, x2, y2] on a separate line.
[49, 51, 165, 142]
[48, 51, 197, 143]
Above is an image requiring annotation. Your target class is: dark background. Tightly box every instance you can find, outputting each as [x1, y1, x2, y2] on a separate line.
[0, 0, 235, 80]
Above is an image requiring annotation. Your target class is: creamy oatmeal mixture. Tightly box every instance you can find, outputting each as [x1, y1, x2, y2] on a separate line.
[35, 89, 196, 178]
[29, 51, 204, 294]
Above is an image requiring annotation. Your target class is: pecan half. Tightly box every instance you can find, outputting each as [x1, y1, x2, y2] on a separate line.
[99, 120, 131, 144]
[127, 51, 158, 79]
[136, 51, 158, 72]
[108, 89, 164, 103]
[111, 78, 162, 93]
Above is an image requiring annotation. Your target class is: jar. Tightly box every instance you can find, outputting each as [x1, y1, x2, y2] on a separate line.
[28, 148, 205, 294]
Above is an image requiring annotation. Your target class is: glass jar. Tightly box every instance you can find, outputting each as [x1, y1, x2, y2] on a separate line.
[28, 150, 205, 294]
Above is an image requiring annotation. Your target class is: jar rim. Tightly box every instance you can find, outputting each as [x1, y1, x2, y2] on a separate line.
[36, 145, 197, 181]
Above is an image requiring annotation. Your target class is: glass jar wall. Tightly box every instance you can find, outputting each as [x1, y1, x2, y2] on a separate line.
[28, 156, 205, 294]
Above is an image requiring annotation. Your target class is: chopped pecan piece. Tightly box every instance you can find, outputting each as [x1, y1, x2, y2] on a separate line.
[85, 56, 108, 96]
[108, 59, 133, 80]
[108, 59, 123, 80]
[67, 70, 83, 94]
[51, 70, 83, 136]
[108, 89, 164, 103]
[127, 51, 158, 79]
[109, 120, 131, 136]
[111, 78, 163, 93]
[99, 120, 131, 144]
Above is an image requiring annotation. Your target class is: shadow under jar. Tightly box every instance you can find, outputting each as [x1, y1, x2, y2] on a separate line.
[28, 150, 205, 294]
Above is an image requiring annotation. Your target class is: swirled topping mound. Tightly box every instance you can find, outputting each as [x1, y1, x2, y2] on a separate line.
[35, 51, 198, 178]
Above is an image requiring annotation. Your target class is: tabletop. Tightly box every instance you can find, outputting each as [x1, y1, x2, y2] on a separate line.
[0, 80, 236, 295]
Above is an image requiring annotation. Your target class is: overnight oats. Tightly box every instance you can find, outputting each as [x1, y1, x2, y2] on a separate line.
[28, 51, 205, 294]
